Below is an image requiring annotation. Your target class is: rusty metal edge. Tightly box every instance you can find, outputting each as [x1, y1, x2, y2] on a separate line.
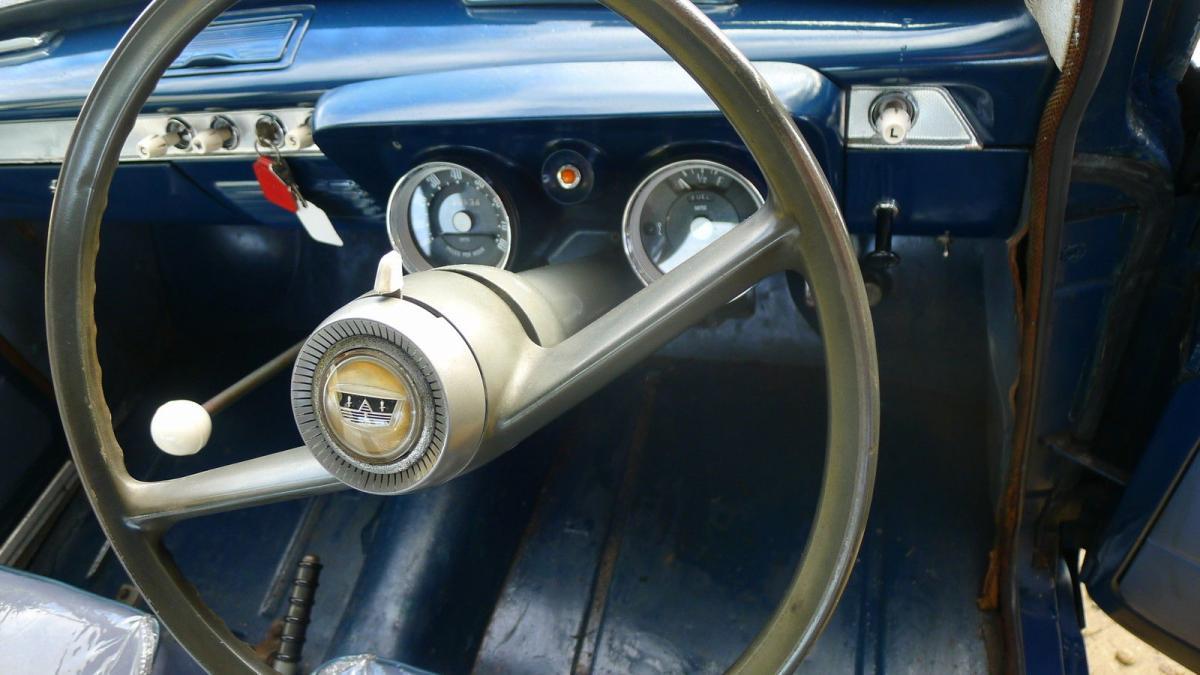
[983, 0, 1092, 610]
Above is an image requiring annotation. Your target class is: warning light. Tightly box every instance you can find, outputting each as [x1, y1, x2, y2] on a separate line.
[556, 164, 582, 190]
[541, 149, 594, 204]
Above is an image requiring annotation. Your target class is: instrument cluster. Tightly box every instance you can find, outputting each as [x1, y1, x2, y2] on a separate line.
[384, 150, 765, 284]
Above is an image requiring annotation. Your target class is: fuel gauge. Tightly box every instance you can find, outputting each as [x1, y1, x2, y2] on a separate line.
[622, 159, 763, 285]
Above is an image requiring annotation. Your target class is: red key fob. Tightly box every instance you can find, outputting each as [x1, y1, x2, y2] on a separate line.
[253, 155, 298, 213]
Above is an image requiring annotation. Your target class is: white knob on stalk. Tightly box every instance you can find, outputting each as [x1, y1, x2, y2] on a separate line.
[150, 400, 212, 456]
[374, 250, 406, 296]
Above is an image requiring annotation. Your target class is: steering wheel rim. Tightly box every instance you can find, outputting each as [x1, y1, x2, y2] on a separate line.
[45, 1, 879, 672]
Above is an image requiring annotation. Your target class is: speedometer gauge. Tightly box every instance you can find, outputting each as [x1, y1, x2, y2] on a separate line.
[622, 159, 764, 285]
[387, 161, 514, 272]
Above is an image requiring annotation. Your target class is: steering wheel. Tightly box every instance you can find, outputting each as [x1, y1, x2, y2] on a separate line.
[45, 0, 879, 672]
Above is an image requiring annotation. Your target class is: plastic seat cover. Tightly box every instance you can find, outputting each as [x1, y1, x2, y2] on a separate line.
[0, 566, 158, 675]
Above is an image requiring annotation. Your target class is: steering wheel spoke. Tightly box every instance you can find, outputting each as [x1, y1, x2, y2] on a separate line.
[494, 202, 797, 447]
[121, 447, 344, 529]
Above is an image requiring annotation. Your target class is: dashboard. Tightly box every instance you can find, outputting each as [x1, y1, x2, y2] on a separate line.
[0, 0, 1052, 284]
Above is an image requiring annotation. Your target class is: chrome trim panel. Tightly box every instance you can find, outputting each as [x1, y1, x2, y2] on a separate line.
[0, 107, 319, 164]
[846, 86, 981, 150]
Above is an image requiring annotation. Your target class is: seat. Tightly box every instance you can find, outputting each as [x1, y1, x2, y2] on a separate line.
[0, 565, 159, 675]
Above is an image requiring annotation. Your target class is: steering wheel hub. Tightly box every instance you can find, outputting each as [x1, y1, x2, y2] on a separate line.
[291, 298, 486, 495]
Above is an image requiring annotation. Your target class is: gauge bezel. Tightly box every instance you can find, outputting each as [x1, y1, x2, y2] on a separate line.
[386, 160, 516, 272]
[621, 158, 765, 285]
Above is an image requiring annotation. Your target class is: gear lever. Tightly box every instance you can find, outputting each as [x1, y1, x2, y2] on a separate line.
[150, 341, 303, 456]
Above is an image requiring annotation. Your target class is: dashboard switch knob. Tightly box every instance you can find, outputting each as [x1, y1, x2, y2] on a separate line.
[191, 127, 233, 153]
[137, 132, 180, 158]
[191, 115, 238, 153]
[870, 92, 916, 145]
[285, 119, 314, 150]
[134, 117, 192, 158]
[878, 107, 912, 144]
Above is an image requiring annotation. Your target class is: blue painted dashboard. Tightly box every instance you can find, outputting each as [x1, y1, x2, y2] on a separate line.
[0, 0, 1053, 264]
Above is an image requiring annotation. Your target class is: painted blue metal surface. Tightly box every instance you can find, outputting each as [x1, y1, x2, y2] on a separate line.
[1011, 0, 1200, 668]
[0, 1, 1056, 254]
[0, 165, 242, 225]
[1085, 378, 1200, 667]
[0, 0, 1052, 148]
[0, 214, 60, 534]
[1121, 460, 1200, 645]
[844, 148, 1029, 237]
[1015, 550, 1090, 675]
[311, 60, 1029, 239]
[1074, 0, 1200, 162]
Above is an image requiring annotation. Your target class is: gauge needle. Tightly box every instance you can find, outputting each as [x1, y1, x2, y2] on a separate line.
[657, 217, 737, 273]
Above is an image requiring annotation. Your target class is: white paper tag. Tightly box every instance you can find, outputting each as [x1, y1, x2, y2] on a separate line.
[295, 200, 344, 247]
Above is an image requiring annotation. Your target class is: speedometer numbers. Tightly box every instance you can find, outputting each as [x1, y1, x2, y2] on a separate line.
[387, 161, 514, 272]
[622, 159, 764, 285]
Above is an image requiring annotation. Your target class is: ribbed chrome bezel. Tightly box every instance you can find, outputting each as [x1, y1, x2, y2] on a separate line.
[291, 318, 448, 494]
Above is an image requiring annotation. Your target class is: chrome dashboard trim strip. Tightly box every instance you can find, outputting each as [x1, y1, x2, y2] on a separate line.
[0, 107, 320, 164]
[0, 85, 979, 163]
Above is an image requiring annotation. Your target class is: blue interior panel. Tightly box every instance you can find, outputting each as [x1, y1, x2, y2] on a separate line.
[1086, 378, 1200, 664]
[1123, 466, 1200, 647]
[844, 148, 1029, 237]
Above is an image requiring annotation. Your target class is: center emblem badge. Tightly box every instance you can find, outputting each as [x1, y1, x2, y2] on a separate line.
[314, 348, 426, 469]
[338, 389, 403, 428]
